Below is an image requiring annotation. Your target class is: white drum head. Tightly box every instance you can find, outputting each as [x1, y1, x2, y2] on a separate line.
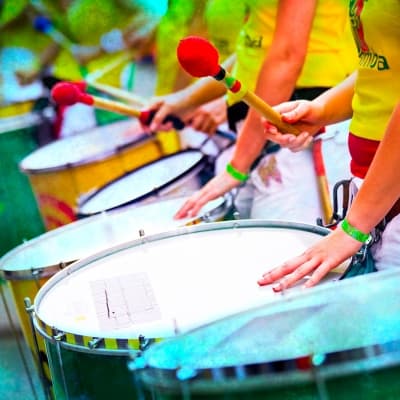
[34, 221, 347, 341]
[19, 119, 146, 172]
[78, 150, 206, 215]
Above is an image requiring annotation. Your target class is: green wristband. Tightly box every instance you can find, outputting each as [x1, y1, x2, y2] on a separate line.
[226, 163, 249, 182]
[341, 219, 372, 244]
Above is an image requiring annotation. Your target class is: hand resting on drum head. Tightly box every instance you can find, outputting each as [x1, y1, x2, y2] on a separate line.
[257, 95, 364, 291]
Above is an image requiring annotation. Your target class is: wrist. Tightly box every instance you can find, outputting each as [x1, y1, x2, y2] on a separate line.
[340, 219, 372, 244]
[226, 162, 249, 182]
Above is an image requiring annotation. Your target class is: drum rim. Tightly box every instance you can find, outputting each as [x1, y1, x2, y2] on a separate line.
[76, 149, 209, 217]
[32, 219, 332, 352]
[134, 339, 400, 392]
[19, 121, 152, 173]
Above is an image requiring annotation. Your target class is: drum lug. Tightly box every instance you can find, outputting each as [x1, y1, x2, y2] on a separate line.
[53, 330, 66, 342]
[88, 337, 104, 349]
[138, 334, 154, 351]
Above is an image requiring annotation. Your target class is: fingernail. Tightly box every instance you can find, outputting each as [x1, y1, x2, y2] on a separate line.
[272, 283, 282, 292]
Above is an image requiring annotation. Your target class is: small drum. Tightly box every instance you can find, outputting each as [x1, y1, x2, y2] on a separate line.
[20, 119, 180, 230]
[0, 194, 232, 395]
[32, 220, 347, 400]
[133, 269, 400, 400]
[0, 113, 46, 257]
[77, 149, 215, 217]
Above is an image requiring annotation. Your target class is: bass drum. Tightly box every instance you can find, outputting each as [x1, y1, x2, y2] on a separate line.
[133, 269, 400, 399]
[32, 220, 347, 400]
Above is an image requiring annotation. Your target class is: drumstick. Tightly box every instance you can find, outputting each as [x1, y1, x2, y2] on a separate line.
[176, 36, 301, 136]
[51, 82, 185, 129]
[85, 80, 147, 107]
[312, 138, 333, 225]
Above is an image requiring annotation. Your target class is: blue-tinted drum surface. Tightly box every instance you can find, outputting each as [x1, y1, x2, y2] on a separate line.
[132, 268, 400, 399]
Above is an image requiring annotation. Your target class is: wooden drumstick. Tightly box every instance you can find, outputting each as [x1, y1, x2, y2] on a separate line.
[176, 36, 301, 136]
[51, 82, 184, 129]
[312, 138, 334, 226]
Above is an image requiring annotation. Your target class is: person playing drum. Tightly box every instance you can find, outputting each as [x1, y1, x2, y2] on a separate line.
[148, 0, 358, 225]
[257, 0, 400, 290]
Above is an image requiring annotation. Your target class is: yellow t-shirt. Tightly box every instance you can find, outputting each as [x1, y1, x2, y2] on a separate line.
[228, 0, 358, 105]
[349, 0, 400, 141]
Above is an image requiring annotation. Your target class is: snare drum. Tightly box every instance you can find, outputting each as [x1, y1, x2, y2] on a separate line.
[77, 149, 215, 217]
[32, 220, 347, 400]
[0, 113, 45, 257]
[133, 269, 400, 400]
[20, 119, 179, 230]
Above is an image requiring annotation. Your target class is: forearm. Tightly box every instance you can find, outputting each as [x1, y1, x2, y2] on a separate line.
[347, 102, 400, 233]
[312, 72, 356, 126]
[175, 77, 227, 113]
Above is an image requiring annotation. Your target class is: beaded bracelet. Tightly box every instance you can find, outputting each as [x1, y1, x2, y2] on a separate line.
[226, 163, 249, 182]
[341, 219, 372, 244]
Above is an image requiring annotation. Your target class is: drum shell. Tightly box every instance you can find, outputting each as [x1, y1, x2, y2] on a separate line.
[20, 120, 180, 230]
[0, 113, 45, 257]
[32, 220, 346, 400]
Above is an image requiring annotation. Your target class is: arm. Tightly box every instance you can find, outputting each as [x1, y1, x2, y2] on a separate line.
[346, 101, 400, 233]
[258, 101, 400, 290]
[231, 0, 318, 174]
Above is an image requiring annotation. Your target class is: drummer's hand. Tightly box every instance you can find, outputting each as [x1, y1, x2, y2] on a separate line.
[147, 93, 187, 132]
[175, 171, 240, 219]
[183, 98, 227, 135]
[263, 100, 324, 152]
[257, 228, 363, 291]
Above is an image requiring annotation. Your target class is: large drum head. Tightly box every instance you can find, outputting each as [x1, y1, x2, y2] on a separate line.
[77, 149, 209, 216]
[33, 220, 347, 349]
[135, 269, 400, 398]
[19, 119, 147, 172]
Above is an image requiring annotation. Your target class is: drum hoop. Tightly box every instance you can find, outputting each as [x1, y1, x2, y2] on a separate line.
[76, 149, 209, 217]
[19, 131, 152, 174]
[33, 220, 331, 349]
[32, 313, 156, 355]
[135, 340, 400, 390]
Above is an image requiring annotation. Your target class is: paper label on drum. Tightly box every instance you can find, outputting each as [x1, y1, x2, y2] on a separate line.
[90, 272, 161, 330]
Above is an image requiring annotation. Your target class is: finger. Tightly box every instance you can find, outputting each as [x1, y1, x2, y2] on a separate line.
[271, 257, 321, 292]
[257, 254, 309, 286]
[281, 103, 308, 123]
[303, 261, 335, 288]
[174, 196, 199, 219]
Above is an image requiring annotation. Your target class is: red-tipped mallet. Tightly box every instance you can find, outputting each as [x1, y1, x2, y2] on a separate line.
[177, 36, 301, 135]
[51, 82, 184, 129]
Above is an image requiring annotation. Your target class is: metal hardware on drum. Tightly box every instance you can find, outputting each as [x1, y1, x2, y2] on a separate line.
[24, 297, 53, 400]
